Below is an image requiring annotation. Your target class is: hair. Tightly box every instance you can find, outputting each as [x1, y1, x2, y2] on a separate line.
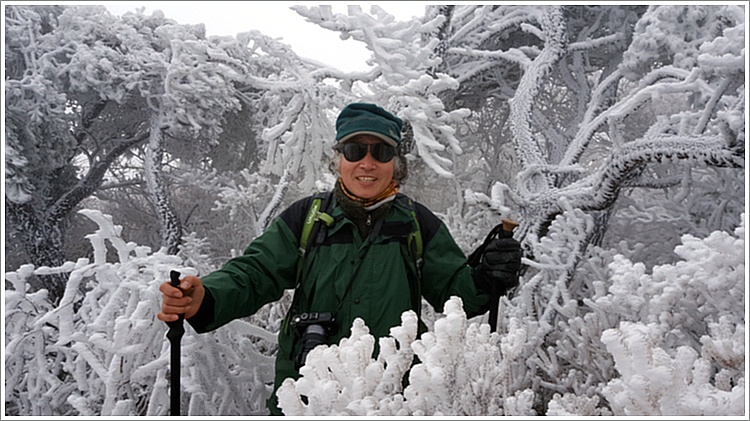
[328, 149, 409, 184]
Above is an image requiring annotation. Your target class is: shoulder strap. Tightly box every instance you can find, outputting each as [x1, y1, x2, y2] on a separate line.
[399, 195, 426, 332]
[284, 192, 334, 336]
[397, 195, 423, 264]
[298, 195, 322, 256]
[296, 191, 334, 285]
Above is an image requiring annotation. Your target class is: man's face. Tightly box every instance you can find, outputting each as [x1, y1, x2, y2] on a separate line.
[338, 135, 395, 199]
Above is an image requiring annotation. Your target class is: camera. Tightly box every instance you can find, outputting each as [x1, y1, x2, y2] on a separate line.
[290, 312, 336, 368]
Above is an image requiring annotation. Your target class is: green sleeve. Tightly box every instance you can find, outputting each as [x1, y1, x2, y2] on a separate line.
[420, 224, 490, 318]
[199, 216, 299, 331]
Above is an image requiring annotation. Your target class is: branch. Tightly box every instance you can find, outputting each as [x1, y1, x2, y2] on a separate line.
[520, 134, 743, 243]
[509, 6, 567, 176]
[694, 75, 735, 136]
[97, 180, 145, 192]
[583, 135, 743, 211]
[49, 131, 149, 221]
[623, 175, 683, 189]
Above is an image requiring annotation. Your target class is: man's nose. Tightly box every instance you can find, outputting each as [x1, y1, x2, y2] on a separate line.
[358, 149, 378, 167]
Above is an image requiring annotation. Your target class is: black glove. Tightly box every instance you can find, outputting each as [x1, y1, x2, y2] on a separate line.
[472, 237, 522, 297]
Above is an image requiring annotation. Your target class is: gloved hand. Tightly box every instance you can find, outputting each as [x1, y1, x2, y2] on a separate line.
[472, 237, 523, 297]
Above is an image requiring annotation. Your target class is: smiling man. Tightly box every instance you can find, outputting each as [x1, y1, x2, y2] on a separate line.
[157, 102, 523, 415]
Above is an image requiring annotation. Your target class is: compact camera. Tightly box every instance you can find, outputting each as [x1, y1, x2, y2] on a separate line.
[290, 312, 336, 368]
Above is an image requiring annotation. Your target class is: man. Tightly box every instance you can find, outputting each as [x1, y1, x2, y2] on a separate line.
[158, 102, 522, 414]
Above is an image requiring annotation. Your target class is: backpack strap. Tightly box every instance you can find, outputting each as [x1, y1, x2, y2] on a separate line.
[399, 195, 429, 336]
[403, 197, 423, 276]
[296, 191, 334, 286]
[284, 191, 334, 336]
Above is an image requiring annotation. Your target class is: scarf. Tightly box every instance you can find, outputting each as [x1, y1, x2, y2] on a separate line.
[337, 178, 400, 210]
[335, 178, 400, 237]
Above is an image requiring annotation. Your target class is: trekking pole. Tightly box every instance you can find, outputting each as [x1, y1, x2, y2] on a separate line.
[489, 218, 519, 333]
[165, 270, 184, 416]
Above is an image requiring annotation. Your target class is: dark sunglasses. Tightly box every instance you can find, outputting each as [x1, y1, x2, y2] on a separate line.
[336, 142, 396, 163]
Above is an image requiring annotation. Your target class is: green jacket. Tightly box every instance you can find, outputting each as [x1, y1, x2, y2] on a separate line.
[188, 192, 490, 414]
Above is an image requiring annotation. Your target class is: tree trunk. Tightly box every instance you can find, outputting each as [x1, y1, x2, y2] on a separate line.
[144, 116, 183, 255]
[6, 201, 67, 302]
[6, 125, 149, 303]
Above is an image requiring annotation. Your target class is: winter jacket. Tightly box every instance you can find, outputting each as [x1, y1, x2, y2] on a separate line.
[187, 192, 490, 414]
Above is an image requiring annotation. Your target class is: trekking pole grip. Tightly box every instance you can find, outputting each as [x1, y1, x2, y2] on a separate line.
[500, 218, 519, 238]
[167, 270, 185, 327]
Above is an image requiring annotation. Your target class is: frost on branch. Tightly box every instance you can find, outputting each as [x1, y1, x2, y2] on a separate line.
[601, 322, 744, 416]
[292, 5, 469, 178]
[404, 297, 505, 415]
[276, 311, 418, 416]
[4, 209, 276, 416]
[597, 213, 745, 345]
[277, 296, 533, 416]
[621, 5, 744, 80]
[595, 213, 746, 416]
[491, 207, 745, 415]
[546, 393, 609, 416]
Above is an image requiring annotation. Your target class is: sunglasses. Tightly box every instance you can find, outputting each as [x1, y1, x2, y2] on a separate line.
[336, 142, 396, 163]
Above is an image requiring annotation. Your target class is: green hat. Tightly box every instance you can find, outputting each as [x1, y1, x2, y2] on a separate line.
[335, 102, 403, 147]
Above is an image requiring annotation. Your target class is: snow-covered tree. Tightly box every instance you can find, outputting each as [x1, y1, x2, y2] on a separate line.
[424, 4, 744, 244]
[4, 209, 276, 416]
[4, 5, 250, 299]
[4, 5, 347, 299]
[5, 6, 150, 299]
[293, 5, 473, 185]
